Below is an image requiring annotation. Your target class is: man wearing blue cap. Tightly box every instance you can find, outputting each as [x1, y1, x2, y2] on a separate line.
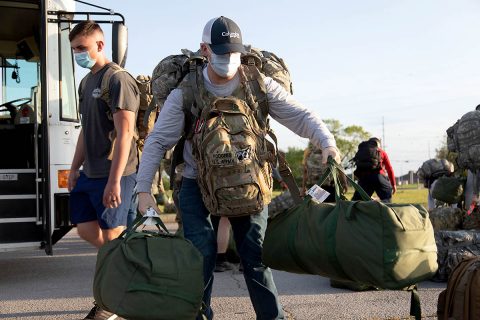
[136, 16, 340, 319]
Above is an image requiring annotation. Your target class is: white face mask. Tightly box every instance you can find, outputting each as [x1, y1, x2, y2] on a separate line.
[209, 51, 241, 78]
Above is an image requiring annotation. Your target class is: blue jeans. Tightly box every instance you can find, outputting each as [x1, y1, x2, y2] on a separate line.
[179, 178, 284, 320]
[352, 173, 393, 202]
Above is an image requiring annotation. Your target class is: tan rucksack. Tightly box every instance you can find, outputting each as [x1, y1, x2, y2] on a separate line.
[437, 257, 480, 319]
[79, 64, 158, 155]
[150, 47, 298, 214]
[190, 65, 276, 217]
[134, 75, 157, 151]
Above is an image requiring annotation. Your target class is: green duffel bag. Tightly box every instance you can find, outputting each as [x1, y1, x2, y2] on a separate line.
[431, 175, 465, 204]
[93, 214, 204, 320]
[263, 158, 437, 319]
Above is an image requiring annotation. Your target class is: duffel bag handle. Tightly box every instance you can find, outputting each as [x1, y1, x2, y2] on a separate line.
[119, 209, 170, 239]
[326, 156, 372, 201]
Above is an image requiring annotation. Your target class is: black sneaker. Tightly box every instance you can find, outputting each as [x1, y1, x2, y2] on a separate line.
[214, 261, 234, 272]
[84, 303, 122, 320]
[84, 305, 98, 320]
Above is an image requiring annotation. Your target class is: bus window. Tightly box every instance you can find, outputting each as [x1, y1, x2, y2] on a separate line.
[59, 24, 78, 122]
[1, 59, 39, 122]
[4, 60, 39, 101]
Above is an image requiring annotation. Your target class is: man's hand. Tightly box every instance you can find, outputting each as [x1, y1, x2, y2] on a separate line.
[138, 192, 161, 215]
[392, 184, 397, 195]
[67, 169, 80, 192]
[103, 180, 121, 208]
[321, 146, 341, 165]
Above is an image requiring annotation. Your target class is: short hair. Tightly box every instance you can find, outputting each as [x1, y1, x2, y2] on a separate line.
[69, 20, 103, 42]
[476, 104, 480, 111]
[368, 137, 381, 147]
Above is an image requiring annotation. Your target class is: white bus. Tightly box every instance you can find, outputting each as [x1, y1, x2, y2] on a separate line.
[0, 0, 127, 254]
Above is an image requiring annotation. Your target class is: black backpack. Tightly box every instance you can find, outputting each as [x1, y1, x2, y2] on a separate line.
[353, 140, 382, 172]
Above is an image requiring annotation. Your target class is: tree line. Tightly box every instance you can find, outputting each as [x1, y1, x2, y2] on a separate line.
[280, 119, 370, 188]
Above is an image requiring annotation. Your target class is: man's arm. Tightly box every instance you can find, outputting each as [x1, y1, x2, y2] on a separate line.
[103, 110, 136, 208]
[382, 150, 397, 194]
[68, 129, 85, 192]
[136, 88, 185, 213]
[265, 77, 340, 164]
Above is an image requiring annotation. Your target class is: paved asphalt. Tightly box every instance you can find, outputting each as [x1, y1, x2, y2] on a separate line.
[0, 218, 445, 320]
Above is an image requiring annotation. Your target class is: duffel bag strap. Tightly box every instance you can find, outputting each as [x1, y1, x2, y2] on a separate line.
[119, 210, 170, 239]
[408, 285, 421, 320]
[327, 157, 371, 201]
[277, 151, 302, 205]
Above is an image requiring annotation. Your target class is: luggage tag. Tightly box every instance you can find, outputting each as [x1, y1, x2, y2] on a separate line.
[307, 184, 330, 203]
[143, 207, 161, 225]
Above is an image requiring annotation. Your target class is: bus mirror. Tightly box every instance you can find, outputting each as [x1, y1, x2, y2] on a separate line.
[112, 22, 128, 67]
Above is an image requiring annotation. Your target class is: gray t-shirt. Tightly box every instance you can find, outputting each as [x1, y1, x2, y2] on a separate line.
[79, 63, 140, 178]
[136, 66, 337, 193]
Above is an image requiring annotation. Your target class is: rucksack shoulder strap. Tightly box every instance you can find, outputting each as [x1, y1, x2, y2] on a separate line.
[238, 65, 269, 127]
[100, 63, 137, 106]
[180, 58, 208, 139]
[186, 59, 207, 119]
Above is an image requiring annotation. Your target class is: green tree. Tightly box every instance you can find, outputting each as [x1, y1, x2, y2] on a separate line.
[435, 136, 458, 169]
[281, 119, 371, 189]
[284, 147, 304, 186]
[323, 119, 371, 166]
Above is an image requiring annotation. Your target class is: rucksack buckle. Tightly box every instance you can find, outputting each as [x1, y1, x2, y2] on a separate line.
[194, 119, 204, 134]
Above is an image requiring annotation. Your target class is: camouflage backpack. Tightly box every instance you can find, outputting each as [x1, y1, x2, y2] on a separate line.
[417, 159, 454, 187]
[150, 47, 295, 216]
[303, 143, 330, 187]
[437, 257, 480, 319]
[135, 75, 157, 151]
[79, 64, 157, 154]
[447, 110, 480, 171]
[190, 65, 276, 217]
[149, 47, 293, 122]
[241, 47, 293, 94]
[433, 230, 480, 282]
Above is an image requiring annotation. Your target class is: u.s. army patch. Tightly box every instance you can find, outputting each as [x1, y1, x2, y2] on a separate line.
[211, 152, 235, 165]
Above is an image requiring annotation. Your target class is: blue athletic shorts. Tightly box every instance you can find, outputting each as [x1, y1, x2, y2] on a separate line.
[70, 172, 137, 229]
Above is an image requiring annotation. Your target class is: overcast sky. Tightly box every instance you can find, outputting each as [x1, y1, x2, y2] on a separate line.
[76, 0, 480, 176]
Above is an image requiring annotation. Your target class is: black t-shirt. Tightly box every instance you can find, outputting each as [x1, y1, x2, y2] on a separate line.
[79, 63, 139, 178]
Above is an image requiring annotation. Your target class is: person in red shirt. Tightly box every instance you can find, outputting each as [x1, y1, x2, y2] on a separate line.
[352, 137, 396, 202]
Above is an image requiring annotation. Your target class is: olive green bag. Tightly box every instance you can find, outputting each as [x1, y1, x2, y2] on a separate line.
[263, 158, 438, 319]
[431, 176, 466, 204]
[93, 215, 204, 320]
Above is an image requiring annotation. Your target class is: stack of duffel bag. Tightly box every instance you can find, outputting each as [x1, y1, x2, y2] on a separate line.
[263, 157, 438, 320]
